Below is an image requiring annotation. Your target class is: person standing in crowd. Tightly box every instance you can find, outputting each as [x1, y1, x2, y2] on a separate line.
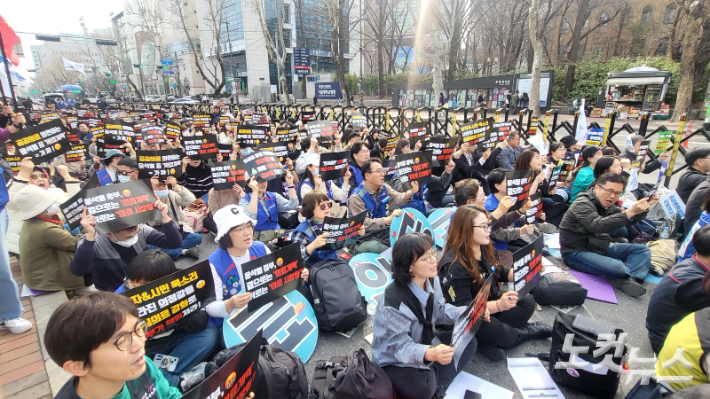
[570, 145, 602, 202]
[148, 176, 202, 260]
[372, 233, 481, 399]
[496, 132, 523, 170]
[560, 173, 655, 297]
[677, 148, 710, 204]
[239, 173, 298, 243]
[347, 158, 417, 254]
[439, 205, 551, 361]
[511, 91, 519, 113]
[520, 92, 529, 109]
[178, 155, 214, 202]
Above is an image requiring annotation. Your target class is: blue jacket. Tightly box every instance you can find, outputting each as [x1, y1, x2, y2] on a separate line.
[355, 183, 388, 219]
[294, 219, 338, 265]
[96, 169, 116, 186]
[680, 212, 710, 261]
[243, 192, 280, 231]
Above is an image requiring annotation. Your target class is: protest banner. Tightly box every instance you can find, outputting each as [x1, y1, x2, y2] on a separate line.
[477, 121, 511, 152]
[40, 112, 60, 124]
[66, 129, 81, 144]
[505, 170, 534, 212]
[210, 160, 247, 190]
[351, 112, 366, 131]
[558, 157, 576, 182]
[59, 175, 101, 230]
[132, 119, 151, 134]
[585, 128, 604, 147]
[182, 331, 261, 399]
[12, 120, 71, 164]
[321, 211, 366, 250]
[654, 130, 672, 154]
[307, 121, 337, 145]
[219, 115, 230, 127]
[256, 142, 289, 160]
[459, 118, 492, 145]
[407, 122, 429, 150]
[136, 149, 183, 179]
[646, 160, 668, 198]
[237, 125, 269, 147]
[276, 126, 299, 143]
[525, 193, 544, 224]
[66, 116, 78, 130]
[65, 143, 87, 163]
[4, 155, 20, 175]
[545, 165, 562, 195]
[103, 120, 135, 143]
[428, 136, 458, 168]
[385, 133, 401, 152]
[165, 122, 181, 142]
[393, 151, 433, 191]
[218, 143, 233, 158]
[631, 141, 650, 168]
[318, 151, 349, 182]
[512, 235, 544, 296]
[660, 190, 686, 218]
[97, 131, 130, 158]
[141, 126, 166, 145]
[192, 114, 211, 128]
[84, 179, 160, 234]
[122, 260, 216, 339]
[390, 207, 434, 246]
[382, 158, 397, 182]
[242, 244, 303, 312]
[243, 112, 268, 125]
[451, 274, 493, 368]
[242, 149, 286, 182]
[183, 135, 219, 159]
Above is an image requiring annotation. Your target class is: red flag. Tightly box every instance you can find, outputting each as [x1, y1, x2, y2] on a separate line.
[0, 14, 21, 66]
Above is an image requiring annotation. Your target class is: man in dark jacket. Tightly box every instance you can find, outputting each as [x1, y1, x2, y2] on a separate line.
[496, 132, 523, 170]
[677, 148, 710, 203]
[559, 173, 655, 297]
[685, 176, 710, 233]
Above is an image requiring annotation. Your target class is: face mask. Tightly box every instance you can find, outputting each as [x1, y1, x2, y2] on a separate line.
[46, 202, 61, 215]
[313, 167, 320, 175]
[155, 189, 169, 198]
[110, 234, 139, 248]
[118, 175, 132, 183]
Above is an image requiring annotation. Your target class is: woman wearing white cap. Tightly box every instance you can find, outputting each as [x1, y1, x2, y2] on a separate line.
[205, 205, 309, 328]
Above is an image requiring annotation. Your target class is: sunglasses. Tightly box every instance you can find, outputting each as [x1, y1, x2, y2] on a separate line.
[318, 201, 333, 211]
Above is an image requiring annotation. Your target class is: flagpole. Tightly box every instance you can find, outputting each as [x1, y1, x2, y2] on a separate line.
[0, 29, 18, 109]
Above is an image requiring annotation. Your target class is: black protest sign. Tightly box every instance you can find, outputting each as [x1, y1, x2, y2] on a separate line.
[78, 116, 100, 127]
[60, 190, 86, 230]
[242, 150, 286, 182]
[4, 156, 21, 175]
[385, 133, 401, 152]
[322, 211, 366, 250]
[477, 121, 511, 152]
[237, 125, 269, 147]
[136, 149, 183, 179]
[301, 110, 316, 123]
[66, 129, 81, 144]
[428, 136, 458, 168]
[545, 165, 562, 195]
[181, 331, 261, 399]
[505, 170, 534, 212]
[242, 244, 303, 312]
[97, 133, 129, 158]
[183, 135, 219, 159]
[90, 125, 105, 141]
[451, 274, 493, 369]
[243, 112, 268, 125]
[512, 235, 543, 297]
[210, 160, 247, 190]
[141, 126, 166, 145]
[66, 116, 78, 130]
[319, 151, 349, 182]
[123, 261, 216, 339]
[307, 121, 336, 145]
[12, 120, 71, 164]
[459, 118, 492, 145]
[256, 142, 289, 160]
[165, 122, 181, 142]
[382, 159, 397, 182]
[558, 157, 576, 182]
[39, 113, 60, 124]
[352, 112, 366, 131]
[84, 179, 160, 234]
[407, 122, 429, 150]
[393, 151, 433, 191]
[193, 114, 211, 128]
[65, 143, 87, 163]
[525, 192, 544, 224]
[632, 141, 650, 168]
[218, 143, 233, 158]
[219, 115, 230, 127]
[132, 119, 151, 135]
[276, 126, 299, 143]
[103, 120, 135, 143]
[76, 109, 97, 118]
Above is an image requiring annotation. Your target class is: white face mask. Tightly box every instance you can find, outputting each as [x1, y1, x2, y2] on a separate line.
[46, 202, 61, 216]
[154, 189, 169, 198]
[118, 175, 132, 183]
[110, 234, 139, 248]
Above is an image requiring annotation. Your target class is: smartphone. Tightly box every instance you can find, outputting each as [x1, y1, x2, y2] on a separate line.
[464, 390, 482, 399]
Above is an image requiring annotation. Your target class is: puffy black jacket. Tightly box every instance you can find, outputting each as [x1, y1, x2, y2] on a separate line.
[677, 166, 708, 204]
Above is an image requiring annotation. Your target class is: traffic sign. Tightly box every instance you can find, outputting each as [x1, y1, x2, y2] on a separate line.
[163, 70, 175, 76]
[173, 83, 177, 87]
[109, 80, 119, 84]
[160, 58, 174, 66]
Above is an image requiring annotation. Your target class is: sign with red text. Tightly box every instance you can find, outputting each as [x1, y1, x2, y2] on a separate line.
[506, 170, 534, 212]
[210, 160, 247, 190]
[393, 151, 432, 191]
[318, 151, 349, 182]
[192, 114, 211, 128]
[477, 121, 511, 152]
[428, 136, 458, 168]
[322, 211, 366, 250]
[12, 120, 71, 164]
[407, 122, 429, 150]
[165, 122, 181, 142]
[242, 149, 286, 182]
[237, 125, 269, 147]
[83, 179, 160, 234]
[183, 135, 219, 159]
[307, 121, 336, 145]
[141, 126, 166, 145]
[525, 193, 544, 224]
[242, 244, 303, 312]
[65, 143, 87, 163]
[512, 235, 543, 296]
[460, 118, 492, 145]
[451, 274, 493, 368]
[136, 149, 183, 179]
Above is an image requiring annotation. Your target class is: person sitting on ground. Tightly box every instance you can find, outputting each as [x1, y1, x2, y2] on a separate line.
[299, 153, 350, 213]
[177, 155, 214, 203]
[45, 291, 182, 399]
[373, 137, 389, 160]
[342, 129, 361, 151]
[345, 142, 371, 194]
[148, 176, 202, 260]
[570, 145, 602, 202]
[239, 173, 298, 243]
[646, 225, 710, 354]
[116, 157, 140, 183]
[114, 250, 218, 388]
[560, 173, 655, 297]
[295, 136, 320, 176]
[559, 135, 580, 159]
[426, 158, 458, 208]
[680, 192, 710, 261]
[292, 190, 366, 266]
[496, 131, 523, 170]
[621, 134, 669, 176]
[546, 141, 572, 201]
[372, 232, 482, 399]
[92, 146, 135, 186]
[515, 148, 568, 226]
[677, 148, 710, 204]
[71, 201, 183, 292]
[52, 152, 87, 181]
[451, 141, 490, 187]
[685, 173, 710, 235]
[15, 185, 85, 293]
[207, 205, 308, 327]
[347, 158, 418, 254]
[439, 205, 552, 361]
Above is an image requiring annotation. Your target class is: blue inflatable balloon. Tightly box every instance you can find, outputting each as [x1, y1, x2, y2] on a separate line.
[349, 253, 393, 310]
[427, 207, 457, 248]
[389, 207, 434, 246]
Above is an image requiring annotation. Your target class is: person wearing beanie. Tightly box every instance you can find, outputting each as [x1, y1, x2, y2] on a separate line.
[15, 185, 85, 292]
[559, 135, 579, 158]
[677, 148, 710, 204]
[570, 145, 602, 202]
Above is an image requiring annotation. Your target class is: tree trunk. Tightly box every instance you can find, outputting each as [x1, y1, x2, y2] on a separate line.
[377, 40, 385, 98]
[672, 1, 705, 122]
[280, 59, 291, 105]
[561, 0, 589, 99]
[432, 34, 445, 106]
[528, 0, 543, 116]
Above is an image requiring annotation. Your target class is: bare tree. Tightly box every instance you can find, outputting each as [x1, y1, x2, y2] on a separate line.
[324, 0, 355, 101]
[673, 0, 710, 122]
[363, 0, 391, 97]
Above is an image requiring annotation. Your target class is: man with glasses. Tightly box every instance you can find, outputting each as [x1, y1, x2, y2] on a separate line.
[559, 173, 656, 297]
[45, 291, 181, 399]
[347, 158, 418, 254]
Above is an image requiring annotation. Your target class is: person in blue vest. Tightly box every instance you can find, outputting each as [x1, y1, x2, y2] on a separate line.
[206, 205, 308, 329]
[299, 153, 350, 215]
[347, 158, 419, 255]
[345, 142, 371, 194]
[292, 190, 366, 266]
[238, 173, 298, 243]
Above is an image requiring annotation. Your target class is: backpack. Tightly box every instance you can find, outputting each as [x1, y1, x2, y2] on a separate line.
[309, 259, 367, 332]
[309, 349, 394, 399]
[531, 271, 588, 306]
[207, 338, 308, 399]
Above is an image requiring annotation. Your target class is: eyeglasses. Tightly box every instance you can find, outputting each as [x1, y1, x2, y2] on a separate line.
[369, 169, 386, 175]
[117, 170, 136, 176]
[232, 223, 254, 234]
[114, 319, 147, 351]
[597, 185, 623, 197]
[418, 250, 437, 264]
[473, 223, 492, 231]
[318, 201, 333, 211]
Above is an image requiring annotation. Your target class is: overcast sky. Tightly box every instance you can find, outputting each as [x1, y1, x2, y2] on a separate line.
[3, 2, 121, 70]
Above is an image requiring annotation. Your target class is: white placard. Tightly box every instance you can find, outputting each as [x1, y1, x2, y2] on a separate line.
[660, 190, 686, 218]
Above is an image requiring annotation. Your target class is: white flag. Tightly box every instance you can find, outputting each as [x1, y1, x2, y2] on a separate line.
[63, 57, 85, 75]
[575, 98, 587, 142]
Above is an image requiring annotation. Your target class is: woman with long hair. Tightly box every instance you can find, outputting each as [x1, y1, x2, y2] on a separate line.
[570, 145, 603, 202]
[515, 148, 569, 226]
[439, 205, 551, 361]
[218, 122, 235, 144]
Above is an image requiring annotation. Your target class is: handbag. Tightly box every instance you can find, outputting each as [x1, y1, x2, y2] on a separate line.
[183, 199, 209, 232]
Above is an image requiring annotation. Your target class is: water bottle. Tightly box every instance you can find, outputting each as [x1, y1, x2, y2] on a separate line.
[660, 226, 670, 239]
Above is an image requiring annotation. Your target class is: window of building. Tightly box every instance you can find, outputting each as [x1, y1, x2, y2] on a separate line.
[283, 5, 290, 22]
[655, 39, 669, 56]
[600, 12, 610, 25]
[621, 8, 631, 26]
[559, 43, 568, 55]
[664, 3, 677, 24]
[561, 19, 571, 34]
[641, 6, 653, 23]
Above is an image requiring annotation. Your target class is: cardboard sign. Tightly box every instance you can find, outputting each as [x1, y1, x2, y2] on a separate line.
[351, 112, 366, 131]
[141, 126, 166, 145]
[390, 207, 434, 246]
[237, 125, 269, 147]
[276, 126, 299, 143]
[256, 142, 289, 160]
[65, 143, 87, 163]
[84, 179, 160, 234]
[385, 133, 401, 152]
[165, 122, 181, 142]
[654, 131, 672, 154]
[12, 120, 71, 164]
[428, 207, 457, 248]
[318, 151, 349, 182]
[136, 149, 183, 179]
[122, 261, 216, 339]
[512, 235, 543, 296]
[407, 122, 429, 150]
[525, 192, 544, 224]
[183, 135, 219, 159]
[451, 274, 493, 368]
[322, 211, 366, 250]
[183, 330, 261, 399]
[349, 253, 392, 306]
[4, 156, 21, 175]
[193, 114, 211, 128]
[393, 151, 433, 191]
[210, 160, 247, 190]
[242, 244, 303, 312]
[585, 128, 604, 147]
[104, 120, 135, 143]
[460, 118, 492, 145]
[242, 150, 286, 182]
[478, 121, 511, 152]
[428, 136, 458, 168]
[307, 121, 337, 145]
[506, 170, 534, 212]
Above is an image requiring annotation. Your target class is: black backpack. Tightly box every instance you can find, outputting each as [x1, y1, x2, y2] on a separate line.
[309, 259, 367, 332]
[309, 349, 394, 399]
[207, 338, 308, 399]
[531, 271, 588, 306]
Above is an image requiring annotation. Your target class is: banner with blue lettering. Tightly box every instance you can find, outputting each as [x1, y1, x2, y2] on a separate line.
[315, 82, 343, 100]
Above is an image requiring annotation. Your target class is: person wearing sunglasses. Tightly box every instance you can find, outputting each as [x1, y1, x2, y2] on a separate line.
[560, 173, 657, 298]
[46, 292, 181, 399]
